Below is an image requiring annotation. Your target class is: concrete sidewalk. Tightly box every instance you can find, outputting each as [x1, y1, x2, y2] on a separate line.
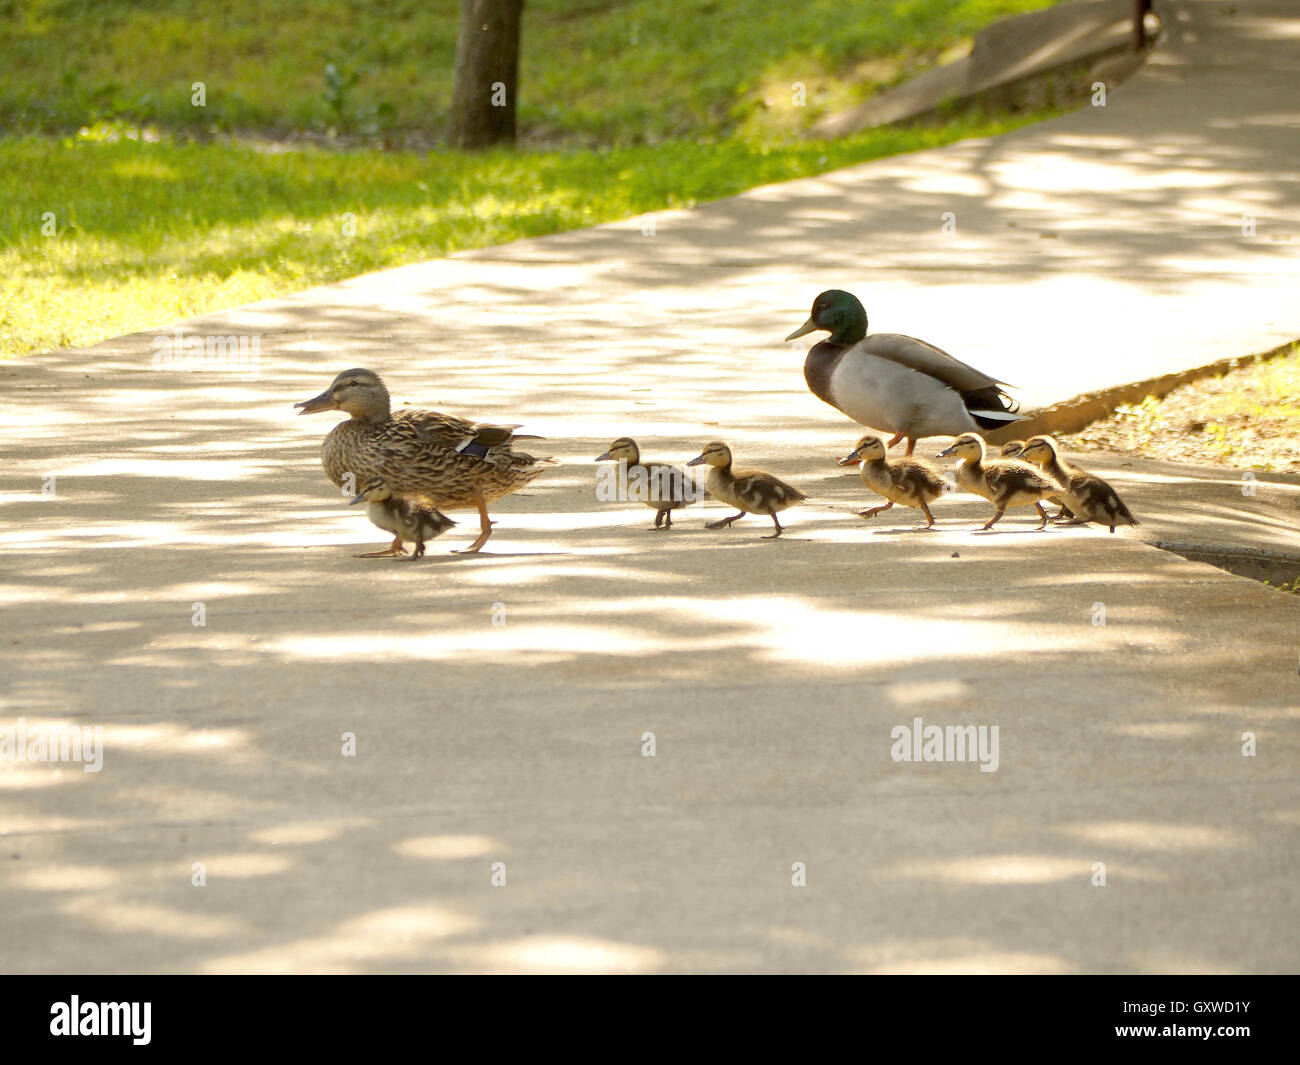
[1, 0, 1299, 974]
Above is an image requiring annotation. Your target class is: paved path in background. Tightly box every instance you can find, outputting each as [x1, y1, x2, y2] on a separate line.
[1, 0, 1298, 974]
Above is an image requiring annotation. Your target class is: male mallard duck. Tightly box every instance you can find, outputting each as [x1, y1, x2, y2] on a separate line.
[594, 437, 697, 529]
[349, 476, 457, 558]
[937, 432, 1064, 530]
[295, 368, 553, 553]
[837, 433, 948, 529]
[999, 440, 1026, 457]
[785, 290, 1022, 455]
[1019, 436, 1139, 533]
[685, 441, 806, 538]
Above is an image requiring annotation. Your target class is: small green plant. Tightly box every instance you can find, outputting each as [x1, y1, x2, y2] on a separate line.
[323, 61, 362, 125]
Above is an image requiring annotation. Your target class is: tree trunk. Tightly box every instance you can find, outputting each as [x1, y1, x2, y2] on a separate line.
[1133, 0, 1152, 51]
[449, 0, 523, 150]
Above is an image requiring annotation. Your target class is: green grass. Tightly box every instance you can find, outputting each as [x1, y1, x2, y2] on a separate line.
[1, 0, 1056, 143]
[1, 109, 1053, 355]
[1, 0, 1065, 356]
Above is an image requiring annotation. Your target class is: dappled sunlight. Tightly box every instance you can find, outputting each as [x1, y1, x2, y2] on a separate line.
[442, 934, 665, 975]
[883, 854, 1095, 885]
[247, 818, 367, 846]
[1059, 821, 1239, 852]
[200, 904, 481, 974]
[393, 834, 502, 861]
[10, 862, 121, 892]
[2, 0, 1298, 975]
[59, 896, 254, 940]
[846, 939, 1074, 976]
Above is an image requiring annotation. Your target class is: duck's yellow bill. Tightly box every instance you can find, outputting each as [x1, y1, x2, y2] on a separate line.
[784, 317, 817, 341]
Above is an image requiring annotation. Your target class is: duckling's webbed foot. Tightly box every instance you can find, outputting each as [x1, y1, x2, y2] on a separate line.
[858, 502, 893, 519]
[762, 514, 785, 539]
[653, 508, 673, 530]
[1034, 502, 1051, 530]
[706, 512, 745, 530]
[356, 535, 407, 558]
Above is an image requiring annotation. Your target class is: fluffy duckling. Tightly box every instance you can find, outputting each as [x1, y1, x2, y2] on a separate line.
[1019, 436, 1139, 533]
[999, 440, 1026, 457]
[838, 434, 948, 529]
[937, 432, 1064, 530]
[349, 477, 457, 558]
[686, 441, 806, 538]
[595, 437, 698, 529]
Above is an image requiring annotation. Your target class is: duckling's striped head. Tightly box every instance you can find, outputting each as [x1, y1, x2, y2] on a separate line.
[1019, 436, 1059, 466]
[349, 476, 393, 505]
[838, 433, 886, 466]
[295, 368, 390, 421]
[936, 432, 986, 461]
[785, 290, 868, 346]
[686, 441, 733, 469]
[595, 437, 640, 464]
[1000, 440, 1026, 458]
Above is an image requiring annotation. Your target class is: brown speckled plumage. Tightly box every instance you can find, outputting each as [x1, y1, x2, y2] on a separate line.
[297, 368, 553, 553]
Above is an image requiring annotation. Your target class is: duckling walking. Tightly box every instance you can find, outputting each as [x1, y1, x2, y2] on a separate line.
[1019, 436, 1139, 533]
[785, 290, 1023, 455]
[838, 434, 948, 529]
[350, 477, 456, 558]
[295, 368, 553, 554]
[595, 437, 697, 529]
[938, 432, 1064, 530]
[686, 441, 806, 538]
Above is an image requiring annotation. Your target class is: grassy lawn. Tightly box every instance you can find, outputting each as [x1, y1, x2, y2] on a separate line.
[3, 0, 1056, 143]
[1, 0, 1062, 357]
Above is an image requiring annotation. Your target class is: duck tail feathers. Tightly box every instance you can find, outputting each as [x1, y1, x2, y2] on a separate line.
[965, 385, 1024, 429]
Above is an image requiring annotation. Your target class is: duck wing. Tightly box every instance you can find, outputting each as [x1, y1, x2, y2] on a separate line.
[732, 470, 808, 508]
[859, 334, 1022, 422]
[395, 407, 532, 454]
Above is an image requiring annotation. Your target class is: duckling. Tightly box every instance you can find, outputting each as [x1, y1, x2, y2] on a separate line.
[999, 440, 1026, 458]
[1019, 436, 1139, 533]
[595, 437, 698, 529]
[837, 433, 948, 529]
[685, 441, 806, 538]
[349, 477, 457, 558]
[785, 289, 1023, 455]
[937, 432, 1064, 530]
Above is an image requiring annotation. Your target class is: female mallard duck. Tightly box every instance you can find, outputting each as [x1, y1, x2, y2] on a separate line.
[686, 441, 806, 538]
[1019, 436, 1139, 533]
[837, 433, 948, 529]
[786, 290, 1022, 455]
[295, 368, 553, 553]
[937, 432, 1064, 530]
[349, 477, 457, 558]
[595, 437, 698, 529]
